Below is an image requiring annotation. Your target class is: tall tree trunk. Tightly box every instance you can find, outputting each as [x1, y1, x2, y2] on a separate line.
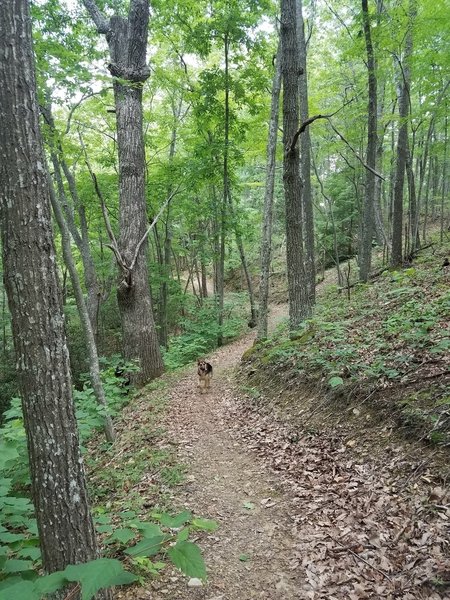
[82, 0, 163, 385]
[281, 0, 310, 332]
[391, 0, 415, 266]
[218, 33, 230, 346]
[257, 42, 282, 341]
[359, 0, 378, 282]
[0, 2, 110, 596]
[297, 0, 316, 305]
[441, 114, 448, 243]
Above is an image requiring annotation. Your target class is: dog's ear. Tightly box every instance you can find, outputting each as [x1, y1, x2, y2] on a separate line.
[197, 359, 201, 365]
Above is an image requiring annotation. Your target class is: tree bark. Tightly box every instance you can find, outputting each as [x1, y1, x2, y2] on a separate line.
[281, 0, 310, 332]
[257, 41, 282, 341]
[49, 178, 116, 443]
[297, 0, 316, 305]
[391, 0, 415, 266]
[82, 0, 163, 386]
[359, 0, 378, 282]
[217, 32, 230, 346]
[0, 2, 110, 596]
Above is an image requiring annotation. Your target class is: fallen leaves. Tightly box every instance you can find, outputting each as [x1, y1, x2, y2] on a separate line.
[222, 388, 450, 599]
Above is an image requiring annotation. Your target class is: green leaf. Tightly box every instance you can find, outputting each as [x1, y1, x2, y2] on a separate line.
[34, 570, 67, 595]
[243, 502, 255, 510]
[328, 376, 344, 388]
[96, 524, 113, 534]
[64, 558, 137, 600]
[176, 527, 190, 542]
[108, 528, 136, 545]
[0, 443, 19, 470]
[239, 554, 250, 562]
[2, 559, 34, 573]
[0, 532, 26, 544]
[159, 510, 192, 528]
[129, 522, 162, 538]
[191, 518, 219, 531]
[0, 580, 38, 600]
[167, 541, 206, 580]
[16, 547, 41, 561]
[124, 535, 168, 557]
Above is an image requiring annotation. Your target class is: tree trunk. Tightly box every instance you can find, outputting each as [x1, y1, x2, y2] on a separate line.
[281, 0, 310, 333]
[218, 33, 230, 346]
[49, 178, 116, 443]
[257, 41, 282, 341]
[297, 0, 316, 305]
[82, 0, 163, 385]
[41, 103, 102, 336]
[228, 192, 257, 326]
[441, 115, 448, 243]
[391, 0, 415, 266]
[359, 0, 378, 282]
[0, 2, 109, 596]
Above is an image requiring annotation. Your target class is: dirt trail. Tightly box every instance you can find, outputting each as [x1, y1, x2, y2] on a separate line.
[121, 303, 447, 600]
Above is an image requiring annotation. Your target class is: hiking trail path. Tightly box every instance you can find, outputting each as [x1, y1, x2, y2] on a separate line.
[117, 302, 447, 600]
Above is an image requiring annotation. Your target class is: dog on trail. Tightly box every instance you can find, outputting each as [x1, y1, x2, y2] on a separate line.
[197, 359, 213, 394]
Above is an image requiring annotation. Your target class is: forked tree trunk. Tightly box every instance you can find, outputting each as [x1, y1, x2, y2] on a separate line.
[0, 2, 109, 596]
[257, 41, 282, 341]
[281, 0, 310, 333]
[82, 0, 163, 385]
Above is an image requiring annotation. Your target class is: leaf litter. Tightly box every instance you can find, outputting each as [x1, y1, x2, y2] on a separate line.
[115, 303, 449, 599]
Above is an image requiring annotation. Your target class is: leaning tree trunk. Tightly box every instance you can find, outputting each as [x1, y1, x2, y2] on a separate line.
[359, 0, 378, 282]
[281, 0, 310, 333]
[297, 0, 316, 306]
[0, 2, 110, 597]
[82, 0, 163, 385]
[48, 178, 116, 443]
[41, 102, 102, 335]
[257, 41, 282, 341]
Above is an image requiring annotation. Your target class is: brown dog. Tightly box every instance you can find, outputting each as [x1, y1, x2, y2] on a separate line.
[197, 359, 213, 394]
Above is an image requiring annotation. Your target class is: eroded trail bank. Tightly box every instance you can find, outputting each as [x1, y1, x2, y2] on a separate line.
[118, 322, 448, 600]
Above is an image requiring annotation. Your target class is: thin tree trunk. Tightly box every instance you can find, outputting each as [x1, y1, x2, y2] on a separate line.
[281, 0, 310, 332]
[218, 33, 230, 346]
[41, 103, 102, 336]
[297, 0, 316, 305]
[49, 178, 116, 443]
[359, 0, 378, 282]
[228, 191, 257, 326]
[441, 115, 448, 243]
[391, 0, 415, 266]
[0, 2, 110, 596]
[257, 41, 282, 341]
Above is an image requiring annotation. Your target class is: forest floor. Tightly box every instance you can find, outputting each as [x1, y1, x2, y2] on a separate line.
[111, 294, 449, 600]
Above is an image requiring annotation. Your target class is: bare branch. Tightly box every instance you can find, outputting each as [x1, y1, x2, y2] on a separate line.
[327, 121, 386, 181]
[289, 95, 357, 152]
[77, 128, 127, 272]
[81, 0, 110, 34]
[129, 185, 183, 272]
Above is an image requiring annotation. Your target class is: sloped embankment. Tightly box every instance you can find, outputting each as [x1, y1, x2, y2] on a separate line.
[240, 245, 450, 452]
